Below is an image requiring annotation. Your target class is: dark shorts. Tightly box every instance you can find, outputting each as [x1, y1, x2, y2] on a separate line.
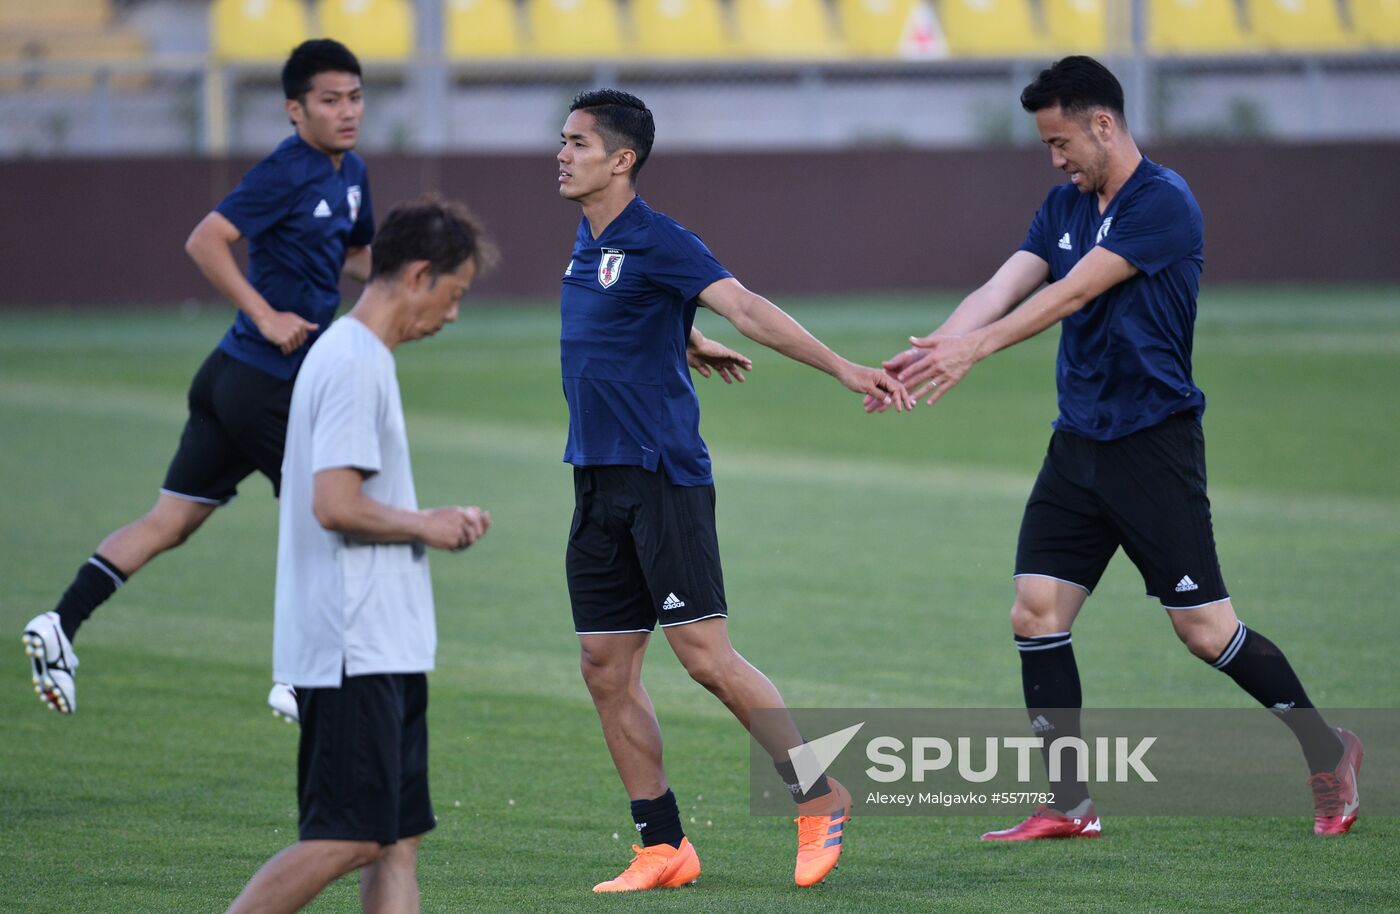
[1015, 412, 1230, 609]
[296, 672, 435, 845]
[161, 349, 293, 504]
[566, 465, 728, 634]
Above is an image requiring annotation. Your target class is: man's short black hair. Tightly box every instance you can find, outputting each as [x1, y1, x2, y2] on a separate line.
[1020, 55, 1126, 123]
[370, 195, 499, 283]
[569, 88, 656, 184]
[282, 38, 362, 101]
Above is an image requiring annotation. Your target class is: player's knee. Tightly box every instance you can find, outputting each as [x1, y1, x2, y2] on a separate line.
[678, 651, 730, 693]
[1009, 598, 1053, 636]
[143, 504, 205, 548]
[1176, 623, 1228, 661]
[578, 646, 629, 698]
[314, 839, 383, 872]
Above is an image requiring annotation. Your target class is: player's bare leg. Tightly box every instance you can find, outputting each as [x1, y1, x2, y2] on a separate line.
[664, 618, 850, 886]
[579, 632, 702, 893]
[578, 632, 667, 800]
[662, 618, 804, 756]
[96, 492, 219, 578]
[224, 839, 383, 914]
[359, 834, 423, 914]
[1165, 597, 1240, 659]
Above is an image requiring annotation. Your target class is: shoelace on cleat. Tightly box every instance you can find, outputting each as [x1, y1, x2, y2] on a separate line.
[795, 813, 843, 850]
[1307, 772, 1346, 816]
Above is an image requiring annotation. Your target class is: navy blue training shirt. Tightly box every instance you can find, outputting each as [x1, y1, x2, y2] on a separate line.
[214, 133, 374, 380]
[560, 196, 732, 486]
[1020, 156, 1205, 441]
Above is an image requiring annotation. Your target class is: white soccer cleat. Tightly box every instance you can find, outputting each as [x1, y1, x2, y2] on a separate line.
[22, 611, 78, 715]
[268, 682, 299, 724]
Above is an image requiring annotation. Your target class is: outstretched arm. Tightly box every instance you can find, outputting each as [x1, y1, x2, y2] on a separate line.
[698, 277, 912, 411]
[906, 246, 1138, 406]
[878, 251, 1050, 391]
[185, 211, 319, 355]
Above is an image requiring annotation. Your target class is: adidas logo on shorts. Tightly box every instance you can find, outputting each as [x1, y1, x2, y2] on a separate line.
[661, 593, 686, 611]
[1175, 575, 1199, 593]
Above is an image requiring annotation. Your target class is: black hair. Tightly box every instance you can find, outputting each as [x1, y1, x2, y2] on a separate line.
[369, 195, 499, 283]
[568, 88, 656, 184]
[282, 38, 362, 101]
[1020, 55, 1126, 124]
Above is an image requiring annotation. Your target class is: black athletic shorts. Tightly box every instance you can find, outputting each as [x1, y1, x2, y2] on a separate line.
[296, 672, 435, 845]
[161, 349, 293, 504]
[1015, 412, 1230, 609]
[567, 465, 728, 634]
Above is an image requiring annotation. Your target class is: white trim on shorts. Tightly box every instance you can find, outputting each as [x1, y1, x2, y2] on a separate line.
[659, 612, 728, 629]
[159, 487, 232, 506]
[575, 628, 654, 636]
[1012, 573, 1092, 595]
[1160, 596, 1231, 612]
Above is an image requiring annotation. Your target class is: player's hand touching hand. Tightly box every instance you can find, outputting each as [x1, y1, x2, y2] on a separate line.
[419, 506, 492, 551]
[687, 336, 752, 383]
[257, 310, 320, 355]
[904, 332, 979, 405]
[839, 362, 913, 413]
[865, 346, 927, 413]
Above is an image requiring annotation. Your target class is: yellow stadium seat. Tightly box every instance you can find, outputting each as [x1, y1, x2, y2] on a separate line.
[733, 0, 841, 58]
[938, 0, 1044, 57]
[1352, 0, 1400, 47]
[1147, 0, 1252, 53]
[1245, 0, 1354, 50]
[1043, 0, 1108, 53]
[525, 0, 625, 57]
[446, 0, 523, 58]
[315, 0, 414, 60]
[839, 0, 947, 58]
[632, 0, 732, 58]
[0, 0, 110, 29]
[211, 0, 310, 62]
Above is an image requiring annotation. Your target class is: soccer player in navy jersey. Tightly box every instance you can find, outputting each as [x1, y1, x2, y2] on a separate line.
[873, 56, 1361, 839]
[22, 40, 374, 720]
[557, 89, 912, 891]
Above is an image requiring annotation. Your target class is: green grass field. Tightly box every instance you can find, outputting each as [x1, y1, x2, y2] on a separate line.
[2, 287, 1398, 912]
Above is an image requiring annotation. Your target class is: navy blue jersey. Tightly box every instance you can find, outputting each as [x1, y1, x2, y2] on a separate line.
[1021, 157, 1205, 441]
[214, 134, 374, 380]
[560, 196, 732, 486]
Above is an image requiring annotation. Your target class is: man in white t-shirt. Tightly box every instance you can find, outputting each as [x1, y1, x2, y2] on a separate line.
[225, 197, 497, 914]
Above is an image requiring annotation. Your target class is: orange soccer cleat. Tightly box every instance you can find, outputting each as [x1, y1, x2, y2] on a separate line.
[794, 777, 851, 887]
[592, 837, 701, 893]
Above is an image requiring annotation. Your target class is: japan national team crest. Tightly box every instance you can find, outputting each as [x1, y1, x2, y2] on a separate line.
[347, 185, 362, 223]
[1095, 216, 1113, 245]
[598, 248, 625, 288]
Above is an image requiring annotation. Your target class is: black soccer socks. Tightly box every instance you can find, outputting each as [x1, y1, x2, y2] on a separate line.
[1210, 622, 1344, 774]
[54, 554, 127, 643]
[775, 757, 832, 804]
[630, 789, 685, 849]
[1017, 632, 1091, 811]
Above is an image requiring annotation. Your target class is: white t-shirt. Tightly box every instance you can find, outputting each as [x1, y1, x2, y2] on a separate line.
[273, 316, 436, 687]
